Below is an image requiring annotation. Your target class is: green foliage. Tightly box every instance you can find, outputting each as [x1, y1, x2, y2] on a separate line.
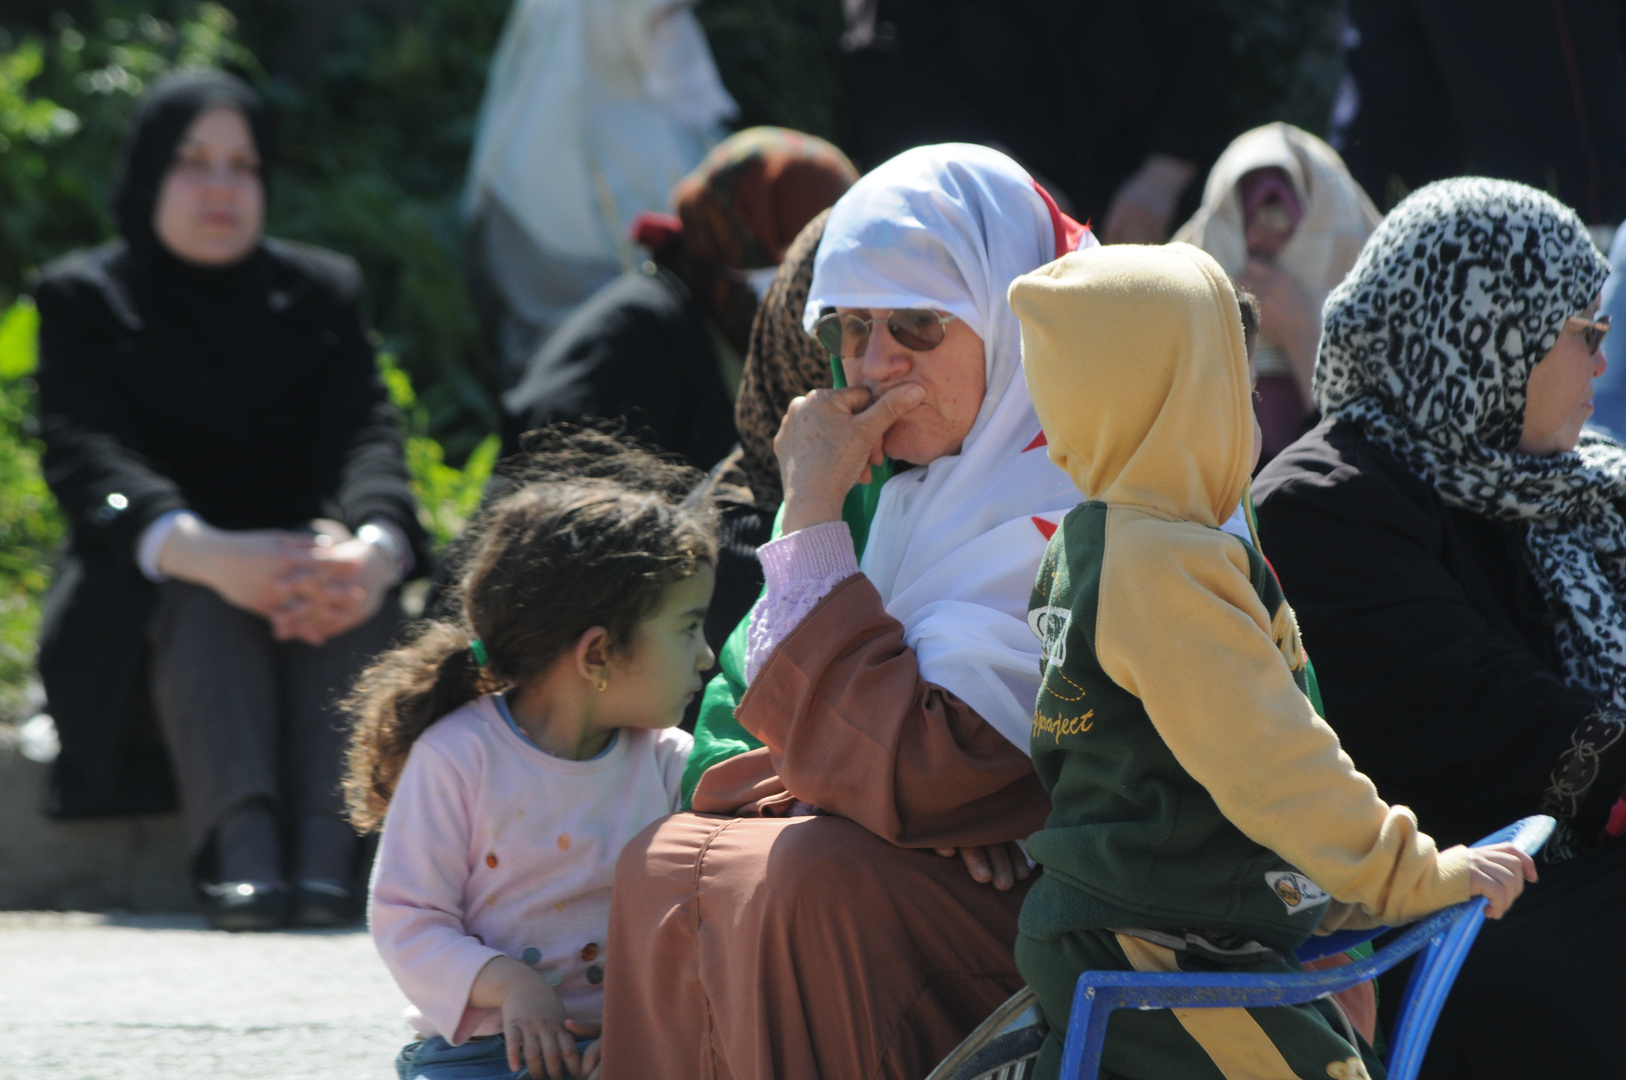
[380, 352, 498, 552]
[0, 296, 39, 379]
[698, 0, 1343, 147]
[0, 301, 64, 707]
[251, 0, 510, 459]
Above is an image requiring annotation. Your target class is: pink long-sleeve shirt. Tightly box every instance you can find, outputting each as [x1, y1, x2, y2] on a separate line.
[744, 521, 860, 684]
[368, 694, 690, 1043]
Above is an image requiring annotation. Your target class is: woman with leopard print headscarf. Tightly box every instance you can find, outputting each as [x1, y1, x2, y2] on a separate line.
[1255, 176, 1626, 1079]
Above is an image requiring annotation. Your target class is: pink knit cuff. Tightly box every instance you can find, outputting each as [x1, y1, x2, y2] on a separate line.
[744, 521, 859, 684]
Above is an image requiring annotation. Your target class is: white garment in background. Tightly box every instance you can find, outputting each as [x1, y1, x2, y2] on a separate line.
[1174, 123, 1381, 380]
[1174, 122, 1380, 299]
[463, 0, 736, 267]
[799, 144, 1094, 753]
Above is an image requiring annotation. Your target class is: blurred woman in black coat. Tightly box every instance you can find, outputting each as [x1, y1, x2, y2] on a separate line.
[32, 71, 430, 929]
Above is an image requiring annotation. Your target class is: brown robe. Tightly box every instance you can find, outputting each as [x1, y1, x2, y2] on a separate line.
[602, 575, 1051, 1079]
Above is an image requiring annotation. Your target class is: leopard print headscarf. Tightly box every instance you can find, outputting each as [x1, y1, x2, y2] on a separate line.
[1316, 177, 1626, 718]
[733, 209, 834, 507]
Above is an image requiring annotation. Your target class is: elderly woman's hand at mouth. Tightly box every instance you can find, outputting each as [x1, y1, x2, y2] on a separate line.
[775, 382, 925, 534]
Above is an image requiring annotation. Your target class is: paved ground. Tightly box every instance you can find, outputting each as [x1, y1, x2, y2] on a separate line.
[0, 911, 412, 1080]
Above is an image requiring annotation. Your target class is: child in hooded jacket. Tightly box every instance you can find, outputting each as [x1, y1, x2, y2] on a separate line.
[1005, 243, 1536, 1080]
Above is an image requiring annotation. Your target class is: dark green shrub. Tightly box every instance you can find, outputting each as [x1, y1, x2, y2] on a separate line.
[1223, 0, 1343, 137]
[698, 0, 846, 142]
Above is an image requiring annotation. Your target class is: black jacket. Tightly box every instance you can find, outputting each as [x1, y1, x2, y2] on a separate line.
[1253, 418, 1626, 849]
[841, 0, 1237, 224]
[500, 266, 738, 471]
[32, 237, 430, 818]
[1337, 0, 1626, 223]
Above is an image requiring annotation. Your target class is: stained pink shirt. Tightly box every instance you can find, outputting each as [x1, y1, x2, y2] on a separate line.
[368, 694, 690, 1042]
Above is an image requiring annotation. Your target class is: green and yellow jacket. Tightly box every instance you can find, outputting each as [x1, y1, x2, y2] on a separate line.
[1007, 243, 1469, 950]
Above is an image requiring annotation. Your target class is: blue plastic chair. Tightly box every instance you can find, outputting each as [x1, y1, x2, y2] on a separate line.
[1057, 815, 1555, 1080]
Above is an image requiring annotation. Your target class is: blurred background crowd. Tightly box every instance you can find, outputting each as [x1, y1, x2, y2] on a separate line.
[0, 0, 1345, 739]
[4, 0, 1626, 910]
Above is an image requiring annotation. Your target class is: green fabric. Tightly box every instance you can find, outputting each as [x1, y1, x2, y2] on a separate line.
[1015, 929, 1384, 1080]
[681, 607, 758, 806]
[680, 352, 894, 807]
[1020, 502, 1333, 951]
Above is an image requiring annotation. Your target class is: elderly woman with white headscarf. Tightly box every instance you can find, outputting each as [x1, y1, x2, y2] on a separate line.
[1255, 177, 1626, 1078]
[601, 145, 1093, 1080]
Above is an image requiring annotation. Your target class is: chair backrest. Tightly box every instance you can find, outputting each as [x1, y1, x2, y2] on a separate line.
[1381, 814, 1553, 1080]
[1055, 815, 1554, 1080]
[923, 987, 1045, 1080]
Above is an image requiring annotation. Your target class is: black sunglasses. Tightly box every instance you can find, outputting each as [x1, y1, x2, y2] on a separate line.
[813, 308, 957, 358]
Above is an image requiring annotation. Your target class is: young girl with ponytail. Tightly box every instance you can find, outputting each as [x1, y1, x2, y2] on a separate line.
[344, 435, 716, 1080]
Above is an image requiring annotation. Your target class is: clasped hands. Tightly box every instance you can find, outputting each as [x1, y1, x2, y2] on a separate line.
[158, 515, 397, 645]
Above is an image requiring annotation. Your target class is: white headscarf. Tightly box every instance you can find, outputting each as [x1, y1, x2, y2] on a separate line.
[803, 144, 1095, 751]
[1173, 123, 1381, 379]
[463, 0, 737, 264]
[1174, 122, 1380, 300]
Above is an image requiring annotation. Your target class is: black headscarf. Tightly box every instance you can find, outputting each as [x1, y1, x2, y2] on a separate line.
[113, 69, 272, 255]
[111, 70, 275, 343]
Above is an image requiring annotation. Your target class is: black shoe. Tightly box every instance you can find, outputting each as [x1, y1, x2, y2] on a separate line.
[291, 878, 360, 928]
[200, 880, 290, 931]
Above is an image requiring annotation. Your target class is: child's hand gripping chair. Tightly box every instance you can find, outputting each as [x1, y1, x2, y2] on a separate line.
[926, 815, 1555, 1080]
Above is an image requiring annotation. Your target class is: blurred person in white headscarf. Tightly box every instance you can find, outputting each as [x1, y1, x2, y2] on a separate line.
[464, 0, 739, 389]
[1175, 122, 1382, 465]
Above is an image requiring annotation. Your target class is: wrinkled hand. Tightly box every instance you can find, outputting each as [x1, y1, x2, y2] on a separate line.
[268, 532, 394, 646]
[1466, 842, 1537, 920]
[775, 383, 926, 534]
[935, 842, 1032, 891]
[567, 1021, 602, 1080]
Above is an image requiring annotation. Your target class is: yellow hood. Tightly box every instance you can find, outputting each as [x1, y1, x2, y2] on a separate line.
[1009, 243, 1253, 528]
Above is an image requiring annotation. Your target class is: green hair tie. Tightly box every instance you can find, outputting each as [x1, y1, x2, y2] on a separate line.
[469, 638, 489, 667]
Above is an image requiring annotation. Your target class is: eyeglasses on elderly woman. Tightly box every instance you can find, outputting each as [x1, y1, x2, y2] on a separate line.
[813, 308, 958, 358]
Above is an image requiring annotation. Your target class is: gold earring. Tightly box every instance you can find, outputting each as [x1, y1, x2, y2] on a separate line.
[596, 676, 608, 693]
